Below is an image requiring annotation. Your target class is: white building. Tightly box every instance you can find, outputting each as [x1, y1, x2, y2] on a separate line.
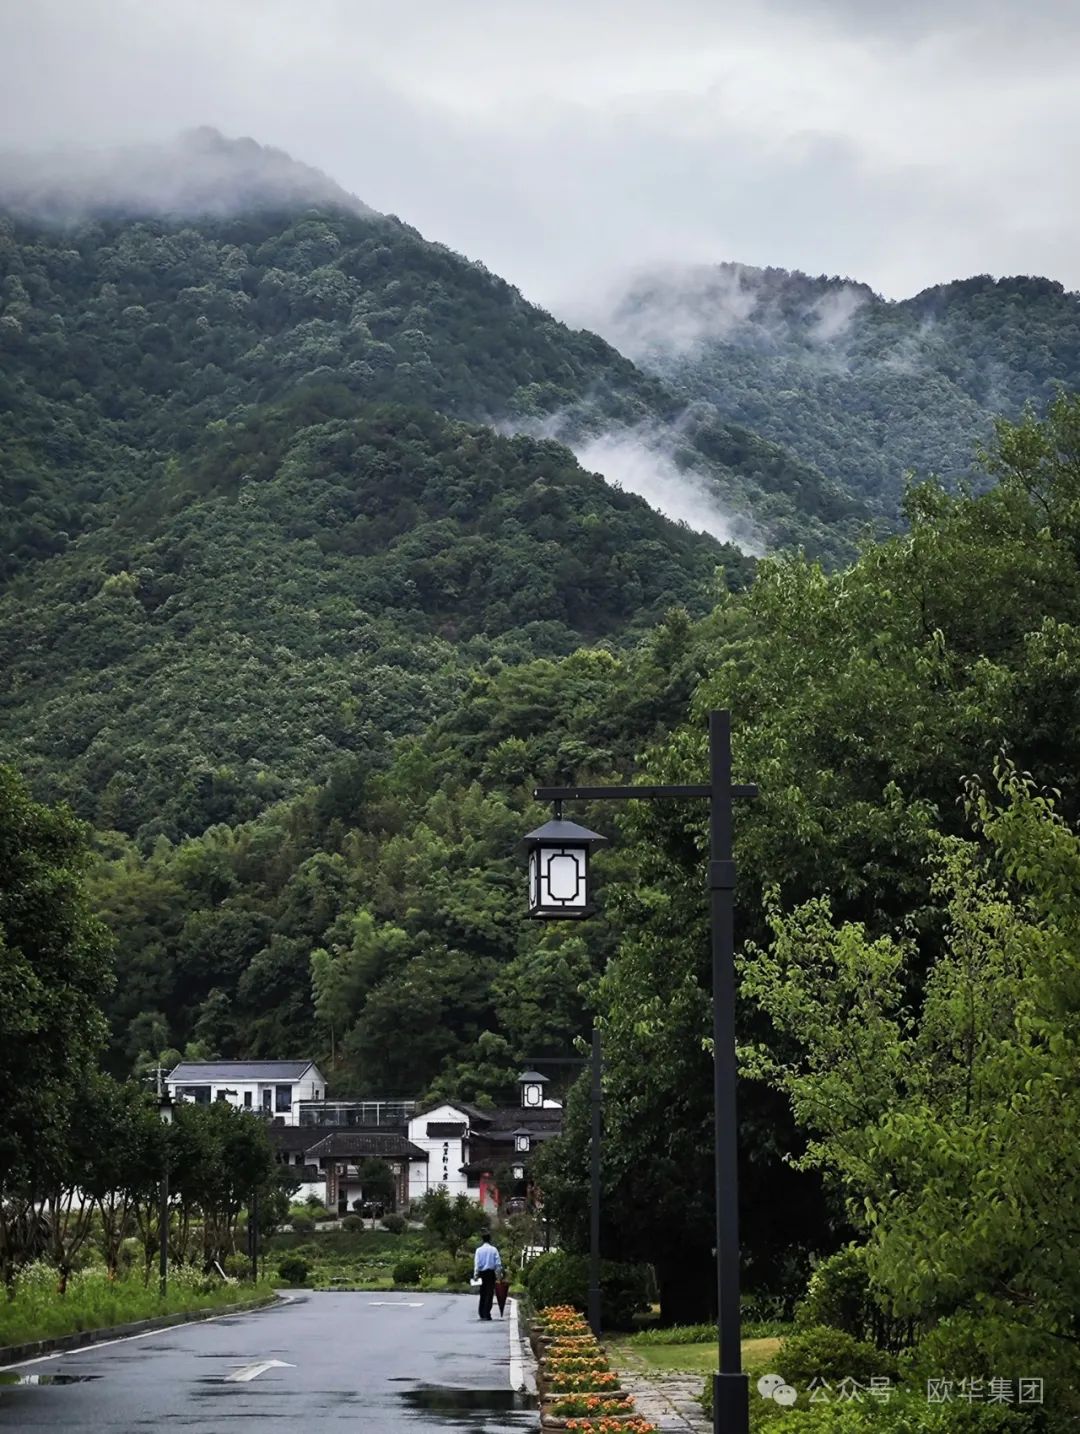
[405, 1073, 564, 1212]
[166, 1059, 327, 1124]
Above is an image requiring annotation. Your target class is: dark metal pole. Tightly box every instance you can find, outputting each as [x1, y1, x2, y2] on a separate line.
[709, 711, 747, 1433]
[250, 1187, 259, 1283]
[158, 1162, 168, 1298]
[588, 1025, 602, 1338]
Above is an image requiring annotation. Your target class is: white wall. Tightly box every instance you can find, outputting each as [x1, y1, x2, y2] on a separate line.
[168, 1065, 327, 1126]
[407, 1103, 471, 1200]
[407, 1160, 429, 1204]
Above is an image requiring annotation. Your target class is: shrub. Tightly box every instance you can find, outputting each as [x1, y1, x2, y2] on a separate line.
[703, 1375, 1023, 1429]
[381, 1212, 407, 1234]
[525, 1251, 649, 1330]
[414, 1188, 489, 1255]
[777, 1325, 898, 1388]
[393, 1257, 424, 1285]
[907, 1310, 1077, 1427]
[289, 1215, 315, 1235]
[341, 1215, 364, 1233]
[277, 1256, 310, 1286]
[448, 1257, 473, 1286]
[795, 1245, 910, 1351]
[221, 1253, 252, 1280]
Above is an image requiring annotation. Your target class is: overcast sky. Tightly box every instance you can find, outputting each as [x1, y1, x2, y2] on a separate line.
[1, 0, 1077, 314]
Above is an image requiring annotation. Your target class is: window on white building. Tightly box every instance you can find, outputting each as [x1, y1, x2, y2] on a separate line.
[275, 1085, 291, 1112]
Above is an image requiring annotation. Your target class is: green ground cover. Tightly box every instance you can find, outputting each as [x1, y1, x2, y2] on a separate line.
[0, 1261, 275, 1350]
[268, 1226, 475, 1292]
[612, 1333, 786, 1376]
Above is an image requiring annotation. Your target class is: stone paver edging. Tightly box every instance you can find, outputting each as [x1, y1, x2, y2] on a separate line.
[611, 1351, 712, 1433]
[0, 1291, 279, 1368]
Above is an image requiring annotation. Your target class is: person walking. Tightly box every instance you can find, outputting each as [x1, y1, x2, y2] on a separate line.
[472, 1232, 501, 1320]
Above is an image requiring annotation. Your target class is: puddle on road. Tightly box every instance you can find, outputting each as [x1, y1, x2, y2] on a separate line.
[398, 1386, 537, 1429]
[0, 1373, 102, 1386]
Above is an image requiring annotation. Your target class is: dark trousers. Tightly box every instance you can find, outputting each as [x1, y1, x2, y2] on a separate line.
[477, 1269, 495, 1318]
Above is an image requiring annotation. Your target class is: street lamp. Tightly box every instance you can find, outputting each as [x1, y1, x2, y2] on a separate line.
[512, 1164, 525, 1182]
[523, 710, 756, 1434]
[157, 1091, 174, 1298]
[518, 1070, 548, 1108]
[513, 1130, 531, 1153]
[522, 814, 607, 918]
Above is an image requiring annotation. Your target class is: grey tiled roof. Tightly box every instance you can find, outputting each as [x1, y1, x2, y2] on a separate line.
[304, 1132, 428, 1161]
[168, 1060, 317, 1083]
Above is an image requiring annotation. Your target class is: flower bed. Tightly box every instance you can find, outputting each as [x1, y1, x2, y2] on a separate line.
[535, 1305, 652, 1433]
[550, 1395, 637, 1418]
[562, 1421, 657, 1434]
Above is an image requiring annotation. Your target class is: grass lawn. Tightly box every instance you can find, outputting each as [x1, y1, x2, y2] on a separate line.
[0, 1266, 275, 1351]
[611, 1335, 785, 1377]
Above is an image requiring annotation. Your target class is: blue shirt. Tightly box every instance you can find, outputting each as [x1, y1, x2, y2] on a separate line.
[474, 1242, 501, 1275]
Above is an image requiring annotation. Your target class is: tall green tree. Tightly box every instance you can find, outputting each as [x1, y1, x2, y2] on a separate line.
[742, 767, 1080, 1420]
[0, 766, 114, 1286]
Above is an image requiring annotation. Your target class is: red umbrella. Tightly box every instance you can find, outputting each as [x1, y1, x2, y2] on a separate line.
[494, 1272, 510, 1316]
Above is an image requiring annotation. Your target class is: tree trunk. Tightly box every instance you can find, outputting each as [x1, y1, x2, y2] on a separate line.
[656, 1253, 714, 1325]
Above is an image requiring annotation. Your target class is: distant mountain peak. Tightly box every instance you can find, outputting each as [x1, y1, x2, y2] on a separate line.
[0, 127, 375, 224]
[589, 260, 880, 360]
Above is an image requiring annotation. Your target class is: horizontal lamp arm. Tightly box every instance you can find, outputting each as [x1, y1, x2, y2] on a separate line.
[533, 783, 758, 802]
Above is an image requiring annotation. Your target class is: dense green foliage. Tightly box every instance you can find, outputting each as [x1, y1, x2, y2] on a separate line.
[524, 1249, 651, 1329]
[0, 397, 748, 845]
[0, 770, 279, 1299]
[0, 1262, 274, 1351]
[5, 148, 1080, 1426]
[536, 400, 1080, 1421]
[0, 197, 857, 581]
[606, 264, 1080, 513]
[73, 612, 718, 1081]
[0, 768, 113, 1218]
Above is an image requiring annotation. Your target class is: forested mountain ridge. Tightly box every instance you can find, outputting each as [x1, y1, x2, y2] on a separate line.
[0, 397, 747, 843]
[592, 261, 1080, 512]
[0, 134, 864, 581]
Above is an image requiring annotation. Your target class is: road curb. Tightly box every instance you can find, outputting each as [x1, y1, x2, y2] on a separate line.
[0, 1292, 279, 1368]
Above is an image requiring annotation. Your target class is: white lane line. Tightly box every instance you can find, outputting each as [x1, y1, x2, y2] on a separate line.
[508, 1298, 524, 1391]
[225, 1358, 295, 1382]
[0, 1295, 294, 1375]
[367, 1301, 424, 1307]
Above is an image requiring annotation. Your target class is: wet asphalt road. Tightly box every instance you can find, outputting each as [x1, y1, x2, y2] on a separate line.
[0, 1291, 535, 1433]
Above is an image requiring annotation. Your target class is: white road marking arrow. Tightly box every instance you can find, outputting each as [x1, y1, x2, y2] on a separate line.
[225, 1359, 296, 1382]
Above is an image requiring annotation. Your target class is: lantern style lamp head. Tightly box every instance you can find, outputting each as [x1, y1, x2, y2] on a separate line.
[514, 1130, 531, 1153]
[512, 1164, 526, 1182]
[158, 1091, 174, 1126]
[522, 815, 607, 919]
[518, 1070, 549, 1109]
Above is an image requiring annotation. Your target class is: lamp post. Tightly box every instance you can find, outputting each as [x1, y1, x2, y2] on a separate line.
[520, 1049, 601, 1337]
[524, 710, 756, 1434]
[157, 1090, 174, 1298]
[249, 1186, 260, 1283]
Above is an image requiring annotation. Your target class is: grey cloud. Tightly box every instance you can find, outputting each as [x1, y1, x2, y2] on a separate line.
[0, 128, 370, 221]
[0, 0, 1076, 313]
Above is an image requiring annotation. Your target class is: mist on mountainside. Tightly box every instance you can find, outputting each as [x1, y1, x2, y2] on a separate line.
[577, 261, 878, 362]
[576, 261, 1080, 513]
[0, 127, 374, 222]
[497, 409, 763, 551]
